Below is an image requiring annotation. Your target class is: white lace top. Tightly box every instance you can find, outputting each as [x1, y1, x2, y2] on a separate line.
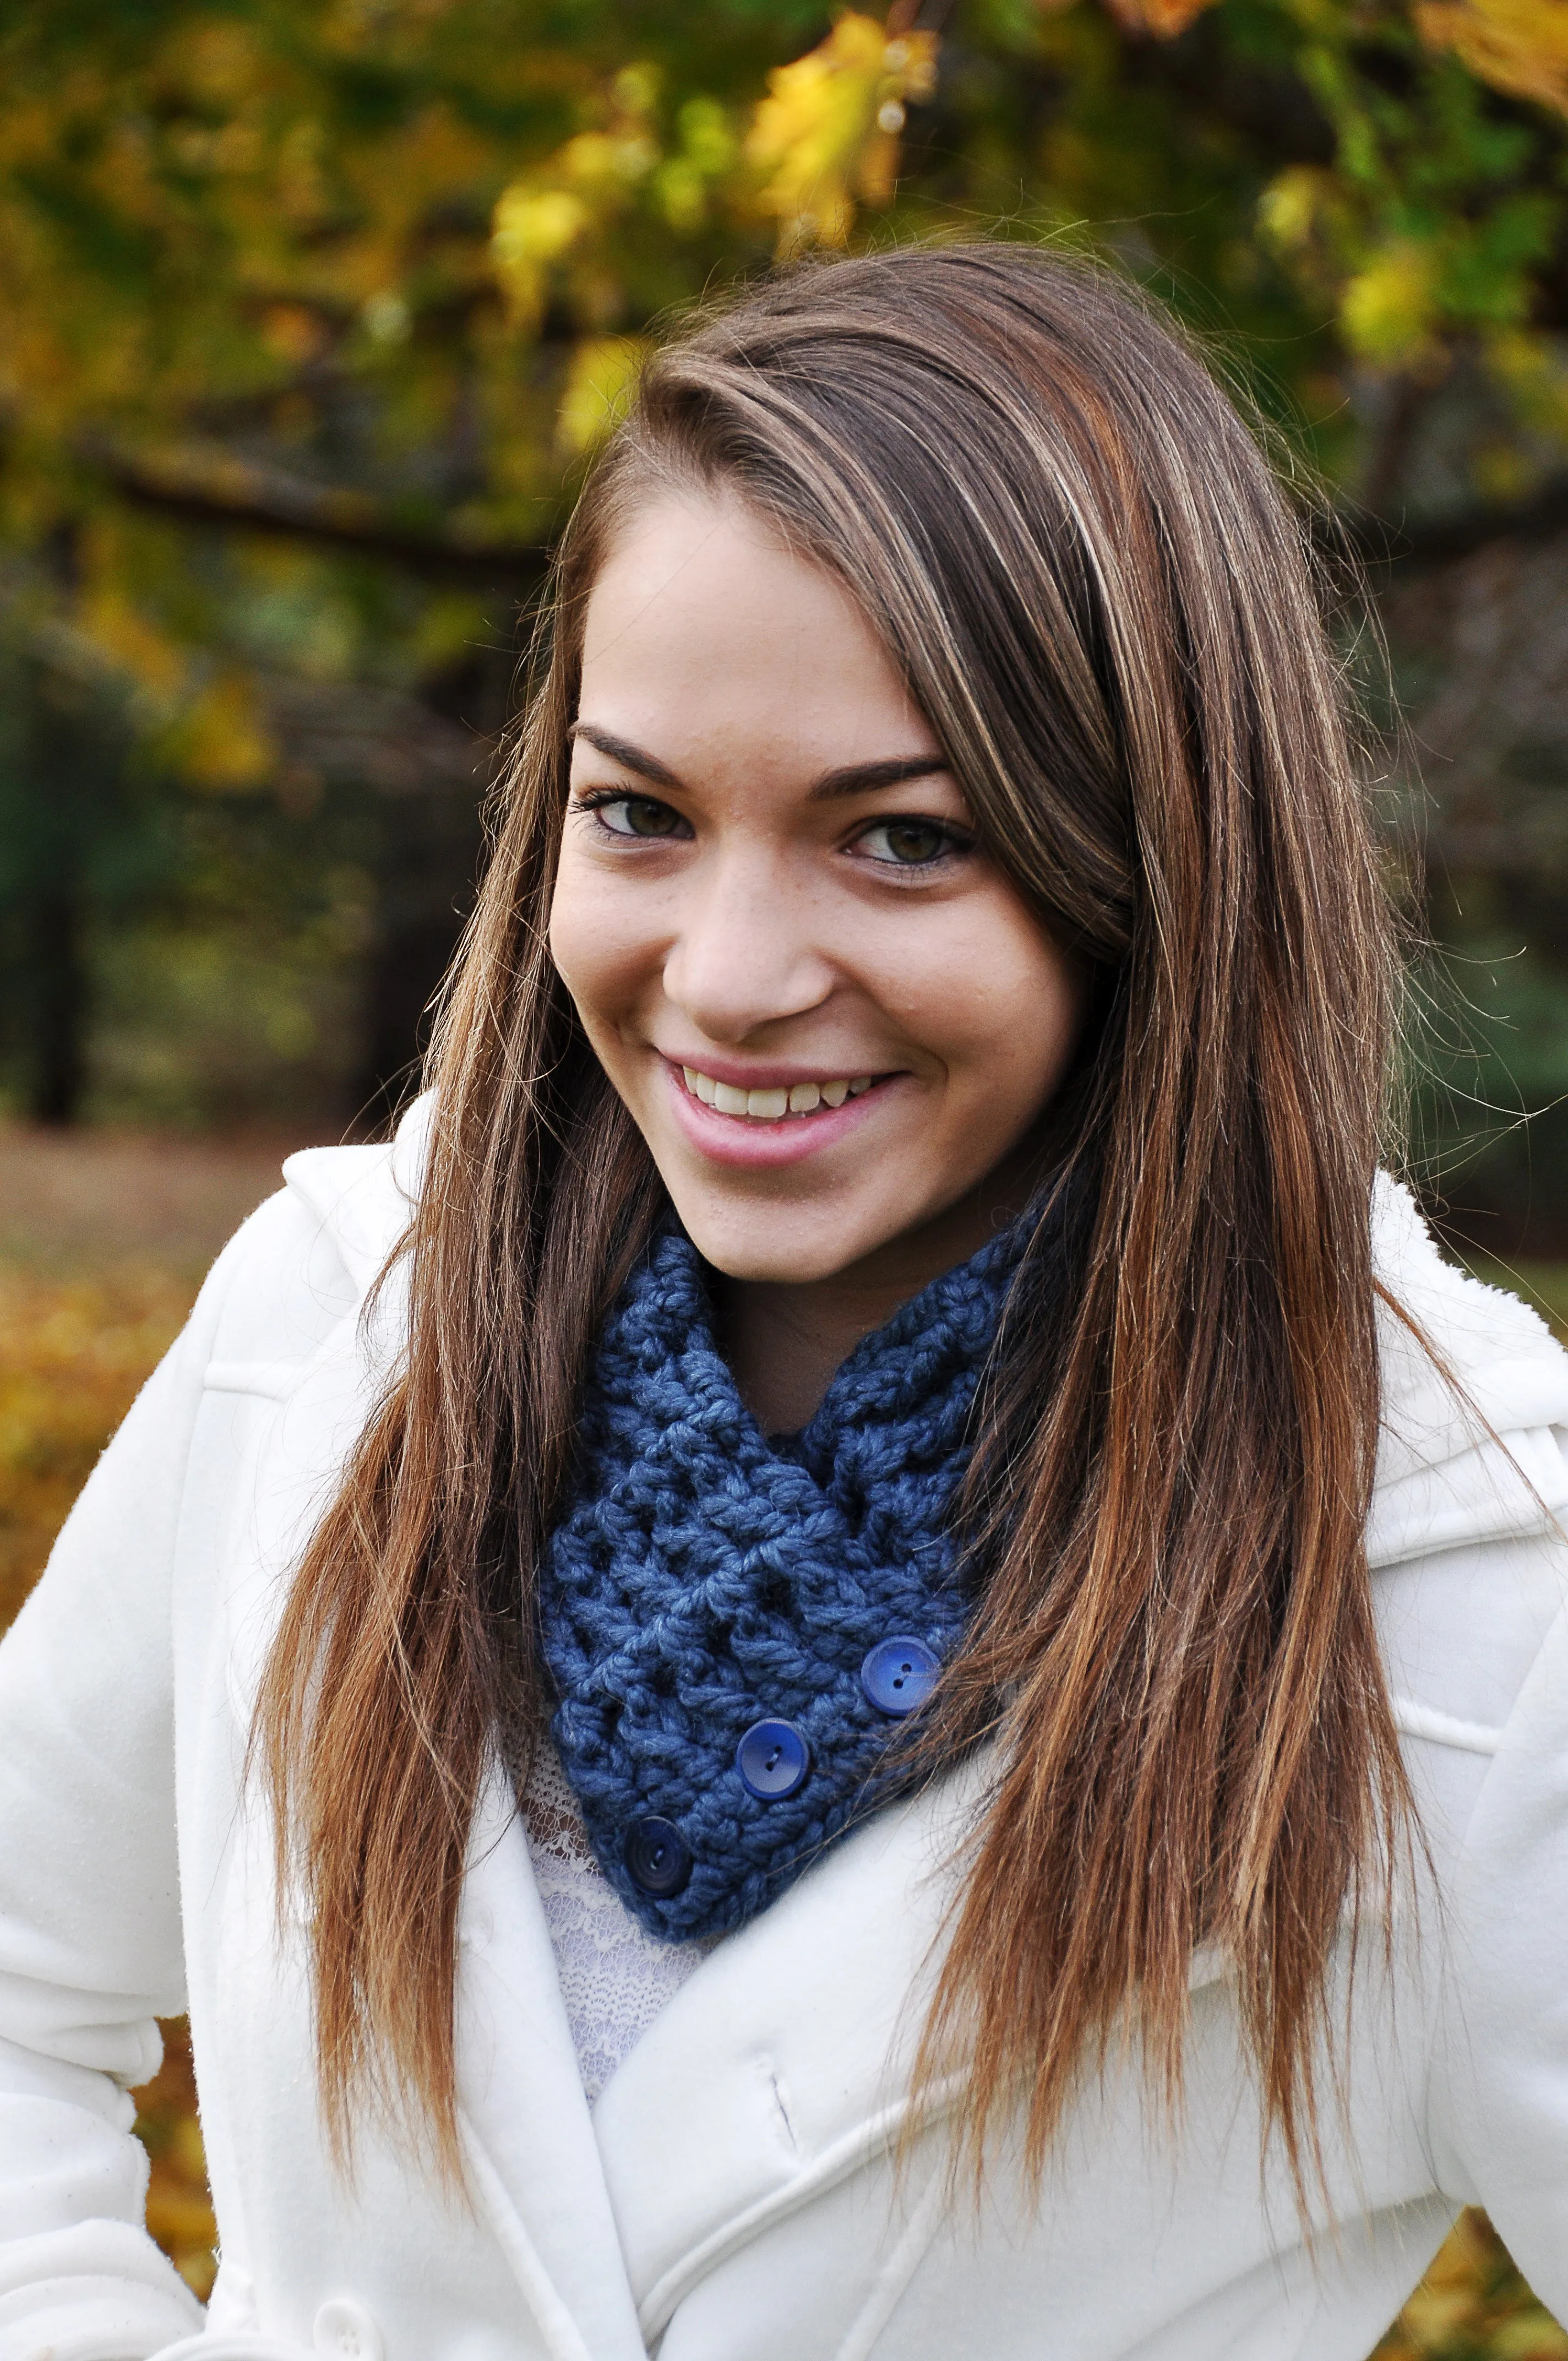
[520, 1742, 712, 2104]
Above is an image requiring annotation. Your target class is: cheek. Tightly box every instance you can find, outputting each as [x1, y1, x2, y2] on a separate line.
[547, 904, 589, 1017]
[548, 853, 646, 1029]
[904, 901, 1083, 1118]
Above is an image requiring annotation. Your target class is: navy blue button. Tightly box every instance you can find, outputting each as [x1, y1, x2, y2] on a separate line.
[736, 1717, 812, 1800]
[624, 1815, 693, 1898]
[861, 1635, 941, 1718]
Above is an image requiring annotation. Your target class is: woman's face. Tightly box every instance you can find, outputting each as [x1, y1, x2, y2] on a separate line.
[549, 494, 1084, 1286]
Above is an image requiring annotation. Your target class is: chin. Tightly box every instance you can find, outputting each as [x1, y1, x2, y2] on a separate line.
[689, 1238, 863, 1286]
[678, 1204, 887, 1286]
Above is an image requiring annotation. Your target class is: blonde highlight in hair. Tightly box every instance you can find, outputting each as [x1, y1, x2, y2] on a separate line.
[255, 243, 1409, 2191]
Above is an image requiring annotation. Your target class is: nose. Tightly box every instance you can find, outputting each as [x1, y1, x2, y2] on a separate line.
[661, 848, 836, 1042]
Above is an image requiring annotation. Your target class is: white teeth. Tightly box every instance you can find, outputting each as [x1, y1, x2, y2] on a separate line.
[679, 1065, 876, 1118]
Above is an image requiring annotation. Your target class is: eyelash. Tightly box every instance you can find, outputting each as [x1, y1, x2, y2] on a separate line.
[569, 790, 976, 871]
[571, 789, 692, 842]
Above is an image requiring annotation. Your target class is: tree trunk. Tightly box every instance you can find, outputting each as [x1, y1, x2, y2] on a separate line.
[26, 884, 86, 1126]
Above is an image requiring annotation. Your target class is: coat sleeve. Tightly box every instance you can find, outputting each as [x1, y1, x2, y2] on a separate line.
[1427, 1580, 1568, 2321]
[0, 1234, 253, 2361]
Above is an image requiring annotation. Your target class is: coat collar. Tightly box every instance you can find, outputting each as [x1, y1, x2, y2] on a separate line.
[279, 1093, 432, 1297]
[1368, 1171, 1568, 1565]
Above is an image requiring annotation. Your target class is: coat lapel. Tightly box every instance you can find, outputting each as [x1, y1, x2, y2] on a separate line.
[456, 1766, 650, 2361]
[591, 1753, 1240, 2349]
[590, 1760, 986, 2346]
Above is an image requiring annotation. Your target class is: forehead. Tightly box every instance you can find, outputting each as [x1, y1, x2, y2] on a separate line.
[578, 494, 937, 773]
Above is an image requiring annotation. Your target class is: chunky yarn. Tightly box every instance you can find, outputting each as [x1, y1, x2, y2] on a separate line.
[539, 1203, 1054, 1943]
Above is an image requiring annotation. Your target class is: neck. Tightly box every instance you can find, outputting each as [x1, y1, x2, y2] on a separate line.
[716, 1150, 1039, 1433]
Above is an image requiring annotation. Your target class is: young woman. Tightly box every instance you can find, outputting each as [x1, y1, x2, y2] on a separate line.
[3, 244, 1567, 2361]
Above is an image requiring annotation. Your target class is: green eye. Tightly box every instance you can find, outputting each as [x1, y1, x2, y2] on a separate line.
[599, 796, 686, 838]
[861, 819, 956, 866]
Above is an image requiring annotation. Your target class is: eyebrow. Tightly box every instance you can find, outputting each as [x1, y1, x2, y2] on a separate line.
[807, 754, 951, 801]
[569, 723, 951, 803]
[568, 723, 683, 789]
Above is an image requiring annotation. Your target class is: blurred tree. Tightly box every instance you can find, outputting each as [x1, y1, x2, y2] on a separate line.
[0, 0, 1564, 1139]
[0, 619, 187, 1123]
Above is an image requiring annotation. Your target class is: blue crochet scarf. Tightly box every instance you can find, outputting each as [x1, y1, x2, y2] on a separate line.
[538, 1205, 1048, 1944]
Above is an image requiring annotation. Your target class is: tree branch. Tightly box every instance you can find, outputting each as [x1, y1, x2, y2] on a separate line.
[1341, 477, 1568, 574]
[78, 433, 1568, 594]
[78, 437, 553, 590]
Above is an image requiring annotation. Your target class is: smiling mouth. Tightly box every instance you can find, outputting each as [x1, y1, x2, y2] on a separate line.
[678, 1064, 880, 1121]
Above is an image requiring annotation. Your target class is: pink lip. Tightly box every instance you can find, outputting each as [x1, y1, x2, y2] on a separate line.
[658, 1049, 884, 1093]
[661, 1058, 898, 1169]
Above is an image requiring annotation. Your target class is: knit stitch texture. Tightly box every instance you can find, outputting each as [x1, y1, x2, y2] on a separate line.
[540, 1204, 1052, 1943]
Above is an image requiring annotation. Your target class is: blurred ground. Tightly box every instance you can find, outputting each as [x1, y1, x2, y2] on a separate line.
[1, 1121, 1566, 2351]
[0, 1122, 303, 1274]
[0, 1125, 303, 1629]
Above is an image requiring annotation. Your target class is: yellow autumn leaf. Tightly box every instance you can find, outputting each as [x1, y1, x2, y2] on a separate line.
[557, 335, 650, 458]
[168, 671, 276, 792]
[78, 590, 188, 700]
[1487, 326, 1568, 440]
[1414, 0, 1568, 118]
[744, 13, 938, 259]
[557, 130, 658, 195]
[653, 97, 738, 232]
[1257, 164, 1331, 251]
[1339, 240, 1439, 365]
[491, 186, 591, 324]
[490, 68, 662, 329]
[493, 186, 590, 266]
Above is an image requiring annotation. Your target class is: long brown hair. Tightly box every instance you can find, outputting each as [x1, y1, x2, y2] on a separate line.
[256, 242, 1409, 2193]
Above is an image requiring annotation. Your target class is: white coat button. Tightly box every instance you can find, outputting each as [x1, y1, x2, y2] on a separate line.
[313, 2300, 384, 2361]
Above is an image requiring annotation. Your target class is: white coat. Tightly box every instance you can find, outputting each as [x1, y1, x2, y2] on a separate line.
[4, 1100, 1568, 2361]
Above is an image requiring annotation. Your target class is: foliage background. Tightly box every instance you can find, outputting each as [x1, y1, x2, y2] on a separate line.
[5, 0, 1568, 2352]
[0, 0, 1566, 1241]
